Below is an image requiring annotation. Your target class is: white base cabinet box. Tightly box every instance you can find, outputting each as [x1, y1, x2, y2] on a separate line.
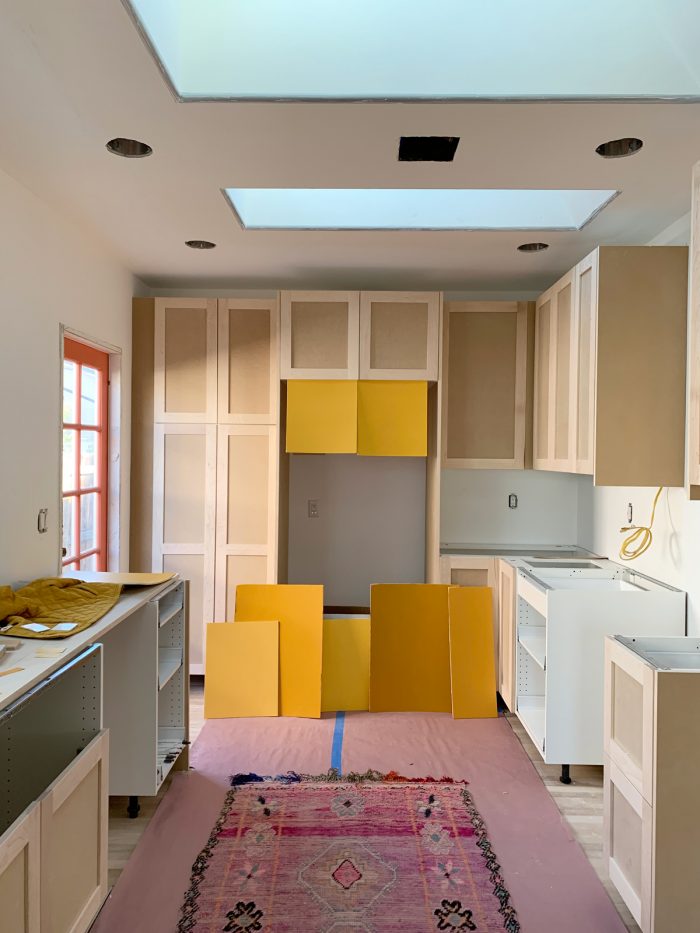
[515, 562, 685, 774]
[604, 636, 700, 933]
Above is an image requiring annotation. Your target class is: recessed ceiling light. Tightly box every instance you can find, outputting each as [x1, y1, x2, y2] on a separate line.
[398, 137, 460, 162]
[185, 239, 216, 249]
[595, 137, 643, 159]
[106, 137, 153, 158]
[517, 242, 549, 252]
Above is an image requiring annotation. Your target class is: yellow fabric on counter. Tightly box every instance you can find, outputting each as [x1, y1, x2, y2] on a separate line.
[0, 577, 122, 639]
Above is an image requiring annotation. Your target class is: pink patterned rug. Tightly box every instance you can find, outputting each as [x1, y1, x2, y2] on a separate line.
[178, 771, 520, 932]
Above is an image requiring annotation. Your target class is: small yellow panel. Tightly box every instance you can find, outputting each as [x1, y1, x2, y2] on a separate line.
[204, 621, 279, 718]
[234, 584, 324, 718]
[369, 584, 452, 713]
[286, 380, 358, 454]
[357, 381, 428, 457]
[448, 587, 498, 719]
[321, 617, 371, 712]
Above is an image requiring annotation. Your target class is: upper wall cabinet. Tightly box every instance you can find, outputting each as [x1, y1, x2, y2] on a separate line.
[687, 163, 700, 498]
[534, 246, 688, 486]
[360, 292, 439, 380]
[218, 299, 279, 424]
[281, 290, 440, 381]
[533, 271, 575, 472]
[442, 301, 534, 469]
[154, 298, 218, 423]
[281, 291, 360, 379]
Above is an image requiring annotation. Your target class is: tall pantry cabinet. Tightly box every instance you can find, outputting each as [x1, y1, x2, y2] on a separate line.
[131, 298, 280, 673]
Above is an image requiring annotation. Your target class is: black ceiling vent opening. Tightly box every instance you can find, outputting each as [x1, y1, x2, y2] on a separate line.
[398, 136, 460, 162]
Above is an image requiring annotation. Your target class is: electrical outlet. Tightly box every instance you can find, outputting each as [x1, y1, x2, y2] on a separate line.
[508, 494, 518, 509]
[627, 502, 633, 524]
[37, 508, 48, 533]
[308, 499, 319, 518]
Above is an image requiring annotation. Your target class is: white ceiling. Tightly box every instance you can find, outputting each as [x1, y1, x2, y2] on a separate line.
[1, 0, 699, 293]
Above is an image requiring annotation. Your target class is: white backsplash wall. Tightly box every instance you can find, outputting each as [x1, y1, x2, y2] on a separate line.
[288, 454, 426, 605]
[441, 469, 594, 547]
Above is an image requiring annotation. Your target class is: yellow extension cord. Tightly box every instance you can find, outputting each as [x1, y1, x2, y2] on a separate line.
[618, 486, 663, 561]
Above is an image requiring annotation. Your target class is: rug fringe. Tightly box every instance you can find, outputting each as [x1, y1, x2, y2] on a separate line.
[229, 768, 468, 787]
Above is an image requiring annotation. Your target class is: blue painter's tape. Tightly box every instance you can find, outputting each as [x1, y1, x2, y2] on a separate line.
[331, 711, 346, 772]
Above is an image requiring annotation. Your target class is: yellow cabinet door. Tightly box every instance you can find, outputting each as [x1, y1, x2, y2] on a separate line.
[357, 380, 427, 456]
[286, 380, 358, 453]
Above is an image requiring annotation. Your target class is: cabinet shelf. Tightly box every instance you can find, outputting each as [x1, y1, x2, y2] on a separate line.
[518, 629, 546, 669]
[159, 603, 182, 629]
[158, 648, 183, 691]
[517, 695, 545, 751]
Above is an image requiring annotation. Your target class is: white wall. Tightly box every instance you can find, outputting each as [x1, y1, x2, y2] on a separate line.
[288, 454, 426, 605]
[0, 166, 138, 582]
[441, 469, 593, 546]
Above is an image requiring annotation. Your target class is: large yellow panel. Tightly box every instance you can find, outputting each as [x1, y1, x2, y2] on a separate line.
[204, 622, 279, 718]
[286, 380, 358, 453]
[448, 587, 498, 719]
[321, 616, 370, 712]
[369, 584, 451, 712]
[357, 381, 428, 456]
[234, 585, 323, 718]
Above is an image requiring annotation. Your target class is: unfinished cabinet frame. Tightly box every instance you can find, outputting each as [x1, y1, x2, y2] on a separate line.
[688, 162, 700, 497]
[40, 731, 109, 933]
[281, 291, 360, 379]
[572, 253, 598, 474]
[533, 271, 575, 473]
[359, 291, 439, 380]
[442, 301, 533, 469]
[497, 559, 517, 710]
[154, 298, 218, 423]
[214, 425, 280, 620]
[0, 803, 40, 933]
[218, 298, 279, 424]
[152, 423, 216, 672]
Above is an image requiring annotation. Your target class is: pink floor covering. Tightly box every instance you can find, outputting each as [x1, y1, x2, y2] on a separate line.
[91, 713, 628, 933]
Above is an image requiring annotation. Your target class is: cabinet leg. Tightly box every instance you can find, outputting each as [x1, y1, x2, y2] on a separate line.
[559, 764, 572, 785]
[127, 795, 141, 819]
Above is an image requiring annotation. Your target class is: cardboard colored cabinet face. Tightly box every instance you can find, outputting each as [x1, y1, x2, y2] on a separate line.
[286, 380, 358, 454]
[448, 587, 498, 719]
[357, 381, 428, 457]
[234, 584, 324, 718]
[322, 616, 370, 712]
[369, 584, 452, 713]
[204, 621, 279, 718]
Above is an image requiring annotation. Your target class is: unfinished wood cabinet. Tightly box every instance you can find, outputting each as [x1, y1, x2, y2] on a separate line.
[359, 291, 439, 380]
[214, 425, 279, 620]
[40, 731, 109, 933]
[687, 163, 700, 497]
[497, 559, 517, 711]
[533, 271, 575, 472]
[218, 299, 279, 424]
[0, 803, 40, 933]
[442, 301, 534, 469]
[534, 247, 688, 485]
[604, 636, 700, 932]
[152, 424, 216, 672]
[281, 291, 359, 379]
[154, 298, 217, 423]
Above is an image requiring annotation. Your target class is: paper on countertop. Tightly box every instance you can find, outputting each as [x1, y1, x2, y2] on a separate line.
[21, 622, 50, 633]
[35, 646, 67, 658]
[52, 622, 78, 632]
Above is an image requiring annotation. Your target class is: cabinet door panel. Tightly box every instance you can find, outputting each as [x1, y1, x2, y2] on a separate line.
[533, 296, 552, 467]
[214, 426, 278, 620]
[281, 291, 359, 379]
[498, 560, 516, 711]
[574, 254, 597, 474]
[153, 424, 216, 672]
[154, 299, 217, 423]
[360, 292, 439, 380]
[218, 299, 279, 424]
[443, 302, 529, 468]
[554, 281, 573, 464]
[0, 803, 40, 933]
[40, 732, 108, 933]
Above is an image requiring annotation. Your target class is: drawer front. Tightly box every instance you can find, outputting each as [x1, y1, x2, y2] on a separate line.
[40, 731, 109, 933]
[604, 637, 655, 802]
[604, 756, 653, 932]
[0, 802, 40, 933]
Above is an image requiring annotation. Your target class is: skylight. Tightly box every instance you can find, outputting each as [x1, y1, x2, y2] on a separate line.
[224, 189, 619, 231]
[126, 1, 700, 101]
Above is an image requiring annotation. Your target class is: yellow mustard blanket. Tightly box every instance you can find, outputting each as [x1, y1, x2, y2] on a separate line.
[0, 577, 122, 639]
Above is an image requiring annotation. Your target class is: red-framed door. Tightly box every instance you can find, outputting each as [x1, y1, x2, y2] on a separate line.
[62, 337, 109, 571]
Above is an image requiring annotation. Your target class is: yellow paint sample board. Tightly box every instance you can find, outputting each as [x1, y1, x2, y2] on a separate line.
[234, 584, 324, 718]
[204, 622, 279, 718]
[357, 381, 428, 457]
[286, 380, 358, 453]
[321, 616, 370, 712]
[369, 584, 452, 712]
[448, 587, 498, 719]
